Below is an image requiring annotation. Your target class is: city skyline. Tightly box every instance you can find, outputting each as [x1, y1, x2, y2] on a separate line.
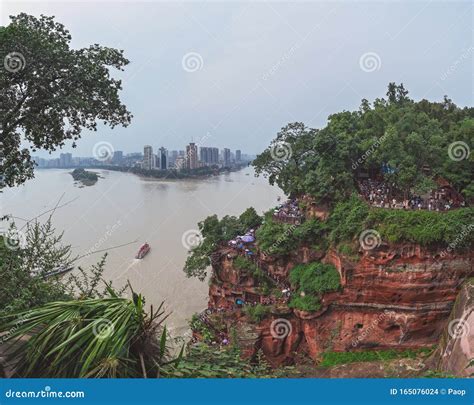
[6, 2, 471, 159]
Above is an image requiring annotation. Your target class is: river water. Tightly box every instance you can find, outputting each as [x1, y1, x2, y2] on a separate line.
[1, 167, 282, 337]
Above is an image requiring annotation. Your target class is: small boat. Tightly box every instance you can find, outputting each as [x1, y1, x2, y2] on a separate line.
[135, 242, 150, 259]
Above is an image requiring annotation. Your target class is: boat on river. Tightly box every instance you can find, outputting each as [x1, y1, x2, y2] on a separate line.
[135, 242, 150, 259]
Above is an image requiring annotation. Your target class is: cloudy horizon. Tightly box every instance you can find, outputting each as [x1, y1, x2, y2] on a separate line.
[3, 0, 472, 158]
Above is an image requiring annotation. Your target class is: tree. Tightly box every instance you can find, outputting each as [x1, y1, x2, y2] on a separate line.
[0, 14, 132, 187]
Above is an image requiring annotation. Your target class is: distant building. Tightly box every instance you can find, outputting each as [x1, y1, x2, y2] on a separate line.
[159, 147, 168, 170]
[235, 150, 241, 162]
[174, 156, 186, 170]
[112, 151, 123, 165]
[223, 148, 231, 167]
[186, 143, 198, 170]
[169, 150, 178, 167]
[59, 153, 72, 168]
[200, 147, 209, 164]
[143, 145, 154, 170]
[210, 147, 219, 165]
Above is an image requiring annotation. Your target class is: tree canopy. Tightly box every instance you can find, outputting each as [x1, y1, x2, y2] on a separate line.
[253, 83, 474, 204]
[0, 13, 132, 187]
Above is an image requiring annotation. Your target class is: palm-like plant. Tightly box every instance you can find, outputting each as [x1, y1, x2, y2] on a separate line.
[0, 288, 180, 378]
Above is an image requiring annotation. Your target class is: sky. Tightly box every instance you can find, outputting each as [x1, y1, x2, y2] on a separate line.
[2, 0, 473, 158]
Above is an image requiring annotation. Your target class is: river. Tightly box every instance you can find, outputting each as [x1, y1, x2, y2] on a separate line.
[1, 166, 282, 337]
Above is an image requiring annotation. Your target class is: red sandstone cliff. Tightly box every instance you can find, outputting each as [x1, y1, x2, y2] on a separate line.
[206, 241, 473, 367]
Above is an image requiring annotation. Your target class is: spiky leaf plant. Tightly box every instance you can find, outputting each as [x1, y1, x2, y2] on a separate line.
[0, 289, 180, 378]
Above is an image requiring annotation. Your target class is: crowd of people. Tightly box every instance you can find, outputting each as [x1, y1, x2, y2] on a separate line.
[227, 228, 257, 258]
[273, 198, 304, 224]
[358, 179, 464, 211]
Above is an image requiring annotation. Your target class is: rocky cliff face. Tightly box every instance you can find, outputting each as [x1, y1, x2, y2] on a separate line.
[430, 279, 473, 377]
[206, 240, 473, 366]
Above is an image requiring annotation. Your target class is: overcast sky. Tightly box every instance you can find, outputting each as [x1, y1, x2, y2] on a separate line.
[3, 1, 473, 157]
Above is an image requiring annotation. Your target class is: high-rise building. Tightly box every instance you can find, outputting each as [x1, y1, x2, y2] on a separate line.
[235, 150, 241, 162]
[169, 150, 178, 168]
[112, 151, 123, 165]
[143, 145, 154, 170]
[200, 147, 209, 164]
[159, 147, 168, 170]
[186, 143, 198, 170]
[223, 148, 231, 167]
[210, 148, 219, 164]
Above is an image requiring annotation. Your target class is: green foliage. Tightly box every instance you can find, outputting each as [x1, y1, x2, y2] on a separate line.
[253, 84, 474, 205]
[287, 294, 321, 311]
[189, 314, 216, 344]
[320, 348, 432, 368]
[256, 213, 326, 256]
[244, 304, 271, 323]
[0, 217, 123, 315]
[71, 168, 98, 185]
[1, 13, 132, 187]
[183, 208, 262, 280]
[162, 344, 274, 378]
[288, 262, 340, 311]
[327, 195, 474, 248]
[0, 293, 179, 378]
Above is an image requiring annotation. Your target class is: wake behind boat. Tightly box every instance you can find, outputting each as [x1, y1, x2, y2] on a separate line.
[135, 242, 150, 259]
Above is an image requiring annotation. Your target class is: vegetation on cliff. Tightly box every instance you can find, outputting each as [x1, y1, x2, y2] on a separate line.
[288, 262, 340, 311]
[253, 83, 473, 205]
[183, 207, 262, 280]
